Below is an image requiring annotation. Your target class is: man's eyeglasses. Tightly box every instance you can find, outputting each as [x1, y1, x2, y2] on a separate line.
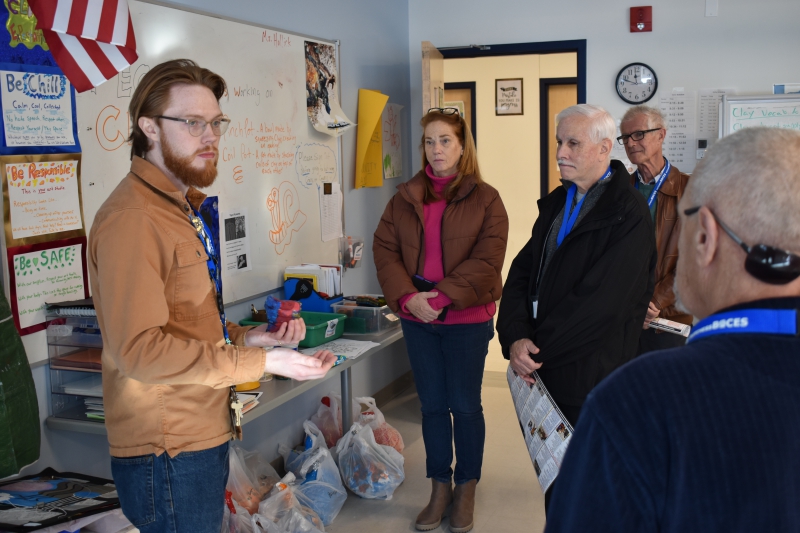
[684, 206, 800, 284]
[427, 107, 460, 116]
[155, 115, 231, 137]
[616, 128, 661, 145]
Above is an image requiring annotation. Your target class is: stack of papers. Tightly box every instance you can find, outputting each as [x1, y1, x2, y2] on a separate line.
[84, 398, 105, 420]
[62, 374, 103, 397]
[285, 264, 342, 296]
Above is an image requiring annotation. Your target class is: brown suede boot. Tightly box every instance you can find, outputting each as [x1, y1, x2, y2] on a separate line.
[415, 479, 453, 531]
[449, 479, 477, 533]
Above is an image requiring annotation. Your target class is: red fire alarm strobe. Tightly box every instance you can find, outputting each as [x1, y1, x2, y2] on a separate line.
[630, 6, 652, 32]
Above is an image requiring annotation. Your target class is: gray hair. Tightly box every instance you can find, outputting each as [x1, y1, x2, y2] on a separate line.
[556, 104, 616, 144]
[690, 127, 800, 251]
[621, 105, 666, 130]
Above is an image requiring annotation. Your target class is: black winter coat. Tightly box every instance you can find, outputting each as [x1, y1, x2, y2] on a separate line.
[497, 160, 656, 409]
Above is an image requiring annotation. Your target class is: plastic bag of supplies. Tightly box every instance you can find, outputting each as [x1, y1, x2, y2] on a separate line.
[278, 421, 347, 525]
[227, 444, 281, 515]
[355, 396, 404, 453]
[335, 422, 405, 500]
[309, 393, 361, 449]
[256, 473, 325, 533]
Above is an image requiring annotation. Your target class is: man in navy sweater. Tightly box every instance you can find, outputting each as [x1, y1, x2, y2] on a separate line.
[546, 126, 800, 532]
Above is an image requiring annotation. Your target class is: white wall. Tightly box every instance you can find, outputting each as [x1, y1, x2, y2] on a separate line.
[18, 0, 413, 478]
[410, 0, 800, 170]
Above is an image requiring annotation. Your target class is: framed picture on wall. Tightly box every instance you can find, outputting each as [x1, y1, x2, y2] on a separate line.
[496, 78, 523, 115]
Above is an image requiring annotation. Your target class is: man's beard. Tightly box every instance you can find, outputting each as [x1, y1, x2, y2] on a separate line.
[161, 133, 218, 189]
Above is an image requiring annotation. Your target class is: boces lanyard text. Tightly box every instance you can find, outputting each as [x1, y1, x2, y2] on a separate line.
[634, 157, 671, 209]
[185, 200, 245, 439]
[687, 308, 798, 344]
[557, 166, 613, 247]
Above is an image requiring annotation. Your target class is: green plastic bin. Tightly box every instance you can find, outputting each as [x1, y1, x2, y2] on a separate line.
[239, 311, 347, 348]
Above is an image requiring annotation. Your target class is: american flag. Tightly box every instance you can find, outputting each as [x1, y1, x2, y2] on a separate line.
[29, 0, 138, 93]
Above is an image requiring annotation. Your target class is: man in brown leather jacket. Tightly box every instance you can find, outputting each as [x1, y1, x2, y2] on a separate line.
[619, 105, 692, 353]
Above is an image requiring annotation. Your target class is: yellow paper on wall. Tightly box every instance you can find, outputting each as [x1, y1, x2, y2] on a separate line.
[355, 89, 389, 189]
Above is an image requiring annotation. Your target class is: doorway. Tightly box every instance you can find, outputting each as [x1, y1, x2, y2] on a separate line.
[540, 77, 578, 197]
[421, 40, 586, 373]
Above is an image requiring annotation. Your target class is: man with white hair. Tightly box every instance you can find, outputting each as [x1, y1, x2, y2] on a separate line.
[545, 127, 800, 532]
[619, 105, 692, 353]
[497, 104, 656, 510]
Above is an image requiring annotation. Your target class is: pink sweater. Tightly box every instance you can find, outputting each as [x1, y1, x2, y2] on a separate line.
[397, 166, 496, 324]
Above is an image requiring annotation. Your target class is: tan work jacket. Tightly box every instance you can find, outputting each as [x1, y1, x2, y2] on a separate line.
[88, 157, 266, 458]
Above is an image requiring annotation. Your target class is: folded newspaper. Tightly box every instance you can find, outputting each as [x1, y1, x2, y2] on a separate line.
[507, 366, 574, 493]
[648, 317, 692, 337]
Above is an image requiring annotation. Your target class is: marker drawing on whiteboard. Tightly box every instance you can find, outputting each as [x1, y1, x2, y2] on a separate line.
[266, 181, 307, 255]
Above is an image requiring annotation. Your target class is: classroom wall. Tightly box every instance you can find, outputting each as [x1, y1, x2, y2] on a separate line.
[444, 53, 577, 372]
[19, 0, 413, 478]
[410, 0, 800, 171]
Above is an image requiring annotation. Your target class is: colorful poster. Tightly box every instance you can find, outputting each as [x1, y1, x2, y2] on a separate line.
[355, 89, 388, 189]
[382, 103, 403, 179]
[1, 153, 85, 247]
[304, 40, 355, 137]
[1, 69, 76, 147]
[6, 158, 81, 239]
[7, 237, 89, 334]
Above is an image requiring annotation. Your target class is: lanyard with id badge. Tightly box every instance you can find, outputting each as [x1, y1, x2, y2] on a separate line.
[185, 199, 245, 440]
[532, 166, 613, 320]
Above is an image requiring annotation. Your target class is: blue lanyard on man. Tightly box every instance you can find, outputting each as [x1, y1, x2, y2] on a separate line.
[634, 157, 671, 209]
[557, 166, 613, 247]
[186, 201, 232, 345]
[687, 308, 798, 344]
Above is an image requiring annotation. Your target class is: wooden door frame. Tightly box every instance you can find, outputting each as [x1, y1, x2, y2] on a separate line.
[438, 40, 586, 198]
[540, 77, 578, 198]
[438, 39, 587, 103]
[444, 81, 477, 146]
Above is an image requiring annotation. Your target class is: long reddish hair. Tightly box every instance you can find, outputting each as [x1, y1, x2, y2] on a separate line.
[420, 110, 483, 203]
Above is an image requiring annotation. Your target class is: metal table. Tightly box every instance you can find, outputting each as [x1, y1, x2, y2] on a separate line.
[45, 329, 404, 435]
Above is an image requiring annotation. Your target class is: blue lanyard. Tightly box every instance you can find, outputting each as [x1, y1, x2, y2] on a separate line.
[634, 158, 671, 208]
[186, 201, 232, 345]
[557, 166, 612, 247]
[687, 308, 798, 344]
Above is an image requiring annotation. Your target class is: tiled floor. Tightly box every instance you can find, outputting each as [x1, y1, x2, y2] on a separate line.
[328, 371, 546, 533]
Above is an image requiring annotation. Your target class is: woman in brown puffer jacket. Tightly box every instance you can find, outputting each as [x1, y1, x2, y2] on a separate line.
[374, 108, 508, 533]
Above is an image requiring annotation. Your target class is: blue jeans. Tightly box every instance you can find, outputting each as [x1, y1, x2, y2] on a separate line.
[401, 318, 493, 485]
[110, 441, 229, 533]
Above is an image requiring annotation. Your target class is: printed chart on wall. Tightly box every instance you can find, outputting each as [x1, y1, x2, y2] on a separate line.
[74, 1, 344, 303]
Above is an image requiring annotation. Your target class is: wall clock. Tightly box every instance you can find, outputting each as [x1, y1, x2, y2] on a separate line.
[616, 62, 657, 104]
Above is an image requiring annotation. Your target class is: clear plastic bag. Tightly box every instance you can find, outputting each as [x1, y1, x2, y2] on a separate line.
[257, 473, 325, 533]
[309, 393, 361, 449]
[221, 492, 256, 533]
[355, 396, 405, 453]
[278, 421, 346, 526]
[227, 444, 281, 515]
[335, 422, 405, 500]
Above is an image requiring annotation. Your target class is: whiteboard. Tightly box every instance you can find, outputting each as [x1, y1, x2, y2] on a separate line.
[721, 94, 800, 137]
[75, 1, 342, 304]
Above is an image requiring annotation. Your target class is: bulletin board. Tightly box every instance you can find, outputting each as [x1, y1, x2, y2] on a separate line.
[73, 0, 344, 304]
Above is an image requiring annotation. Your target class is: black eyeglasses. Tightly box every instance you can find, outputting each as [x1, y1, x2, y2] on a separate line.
[616, 128, 661, 145]
[155, 115, 230, 137]
[684, 206, 800, 284]
[427, 107, 460, 116]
